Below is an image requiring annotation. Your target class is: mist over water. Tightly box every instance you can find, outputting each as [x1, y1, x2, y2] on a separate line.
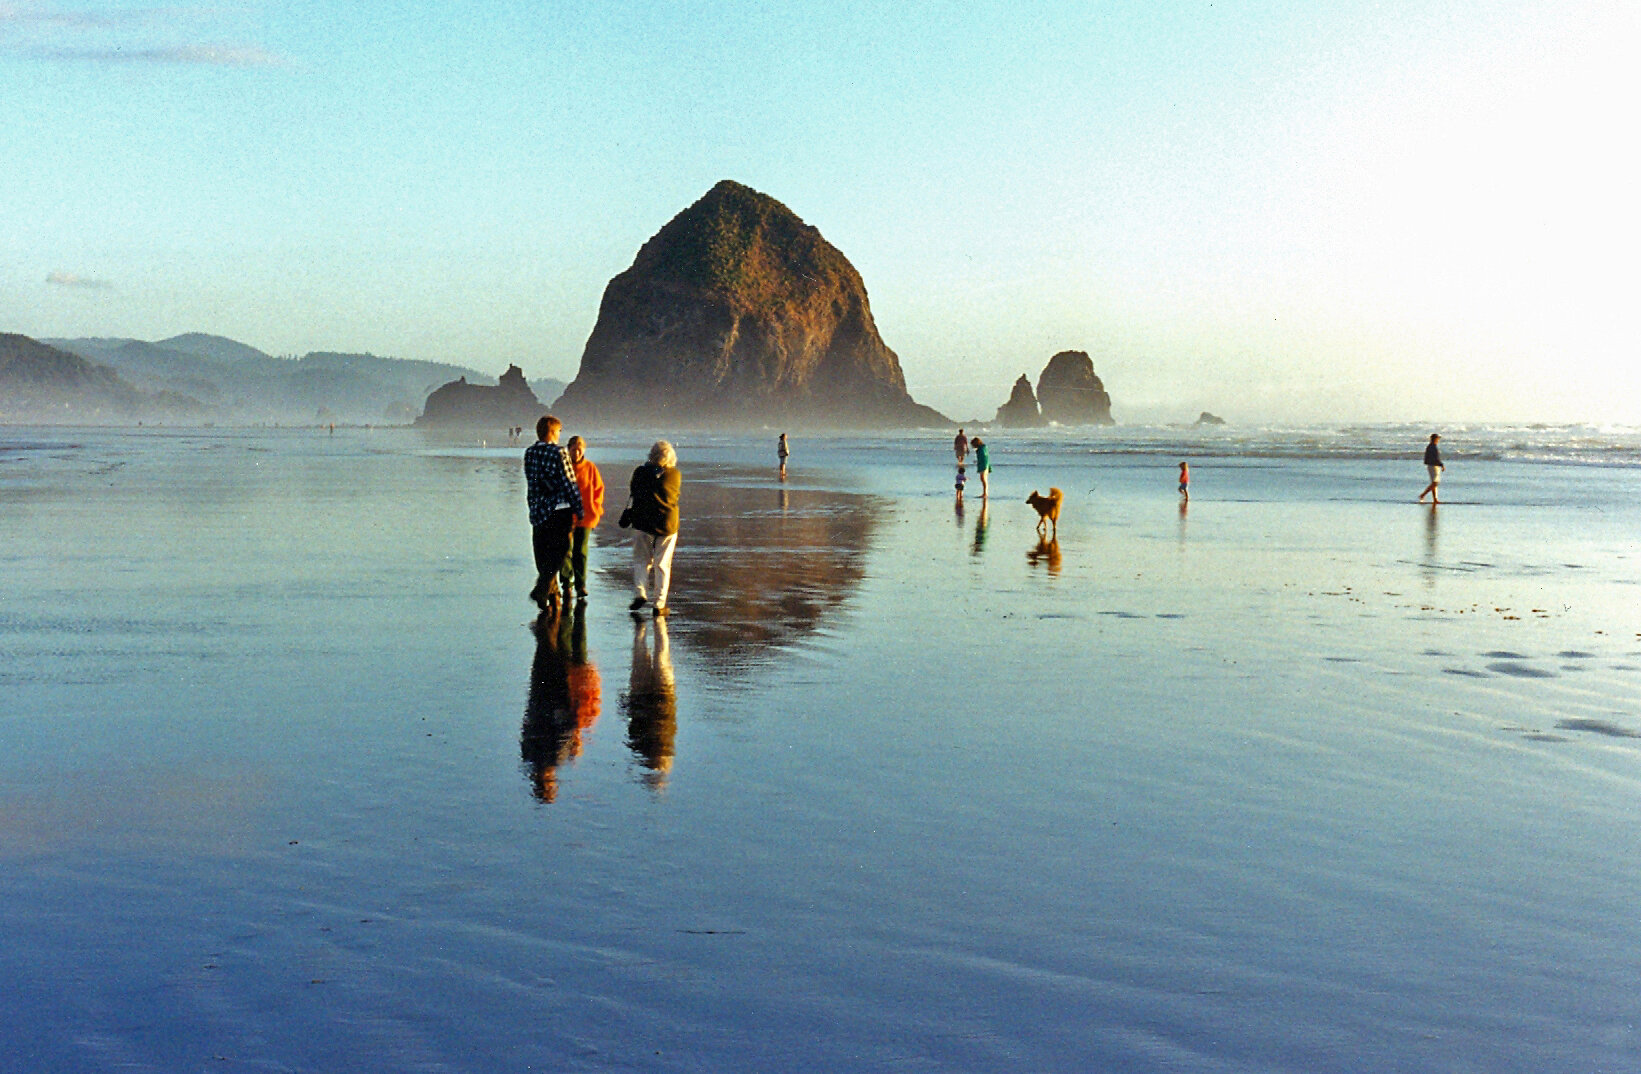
[3, 424, 1640, 1072]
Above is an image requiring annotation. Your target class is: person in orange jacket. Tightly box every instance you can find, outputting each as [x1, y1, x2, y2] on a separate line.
[559, 436, 605, 601]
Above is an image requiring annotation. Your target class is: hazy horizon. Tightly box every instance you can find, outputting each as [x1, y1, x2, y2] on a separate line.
[4, 1, 1635, 424]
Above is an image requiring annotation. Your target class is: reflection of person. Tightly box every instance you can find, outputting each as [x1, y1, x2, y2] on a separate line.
[628, 440, 682, 617]
[1178, 461, 1190, 501]
[558, 436, 605, 602]
[520, 610, 577, 802]
[1418, 433, 1444, 504]
[954, 428, 968, 464]
[971, 501, 989, 557]
[524, 415, 584, 612]
[623, 616, 676, 791]
[777, 433, 790, 480]
[1422, 499, 1440, 588]
[972, 437, 991, 499]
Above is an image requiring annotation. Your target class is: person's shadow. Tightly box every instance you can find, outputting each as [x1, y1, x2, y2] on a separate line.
[623, 617, 677, 792]
[520, 607, 602, 803]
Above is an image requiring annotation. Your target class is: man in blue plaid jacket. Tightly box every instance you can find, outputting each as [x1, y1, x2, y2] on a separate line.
[523, 414, 584, 611]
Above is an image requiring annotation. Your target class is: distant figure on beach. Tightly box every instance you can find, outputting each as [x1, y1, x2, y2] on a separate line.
[524, 415, 584, 612]
[1178, 461, 1190, 501]
[972, 436, 991, 499]
[1418, 433, 1444, 504]
[954, 428, 968, 464]
[626, 440, 682, 617]
[777, 433, 790, 480]
[558, 436, 604, 602]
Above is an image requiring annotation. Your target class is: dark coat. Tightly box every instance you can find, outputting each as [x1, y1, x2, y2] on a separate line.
[628, 463, 681, 536]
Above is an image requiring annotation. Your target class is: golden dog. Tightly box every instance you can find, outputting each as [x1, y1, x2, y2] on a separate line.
[1025, 487, 1063, 537]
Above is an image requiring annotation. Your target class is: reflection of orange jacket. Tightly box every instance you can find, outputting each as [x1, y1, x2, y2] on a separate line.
[573, 459, 605, 529]
[567, 664, 602, 729]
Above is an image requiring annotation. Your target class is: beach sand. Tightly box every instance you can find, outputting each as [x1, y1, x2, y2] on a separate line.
[3, 425, 1639, 1072]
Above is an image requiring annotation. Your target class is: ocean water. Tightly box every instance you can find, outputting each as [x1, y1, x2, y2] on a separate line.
[2, 423, 1639, 1072]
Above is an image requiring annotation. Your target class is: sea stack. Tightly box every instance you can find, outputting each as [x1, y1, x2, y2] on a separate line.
[416, 365, 543, 427]
[993, 374, 1045, 427]
[1035, 350, 1113, 425]
[553, 180, 947, 428]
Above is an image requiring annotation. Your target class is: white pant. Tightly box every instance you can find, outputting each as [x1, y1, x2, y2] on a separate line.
[632, 531, 678, 605]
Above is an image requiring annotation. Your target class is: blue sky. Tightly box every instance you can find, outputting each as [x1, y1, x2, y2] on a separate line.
[3, 0, 1635, 422]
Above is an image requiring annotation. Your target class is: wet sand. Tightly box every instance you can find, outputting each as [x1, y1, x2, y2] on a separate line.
[3, 426, 1640, 1072]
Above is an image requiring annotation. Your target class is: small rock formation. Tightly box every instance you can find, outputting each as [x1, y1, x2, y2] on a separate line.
[416, 365, 543, 427]
[1035, 350, 1113, 425]
[993, 374, 1045, 427]
[553, 179, 947, 428]
[1196, 411, 1226, 426]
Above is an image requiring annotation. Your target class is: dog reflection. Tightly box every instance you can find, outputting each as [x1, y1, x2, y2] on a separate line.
[521, 609, 603, 803]
[1027, 536, 1062, 575]
[623, 617, 677, 791]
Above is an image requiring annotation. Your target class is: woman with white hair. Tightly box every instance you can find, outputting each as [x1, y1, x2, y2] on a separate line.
[625, 440, 681, 616]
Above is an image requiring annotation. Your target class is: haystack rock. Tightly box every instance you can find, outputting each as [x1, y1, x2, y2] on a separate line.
[993, 374, 1045, 427]
[553, 180, 947, 428]
[1035, 350, 1113, 425]
[1196, 411, 1226, 426]
[416, 365, 543, 427]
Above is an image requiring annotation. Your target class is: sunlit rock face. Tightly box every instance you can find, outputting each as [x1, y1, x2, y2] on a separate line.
[993, 374, 1045, 427]
[1035, 350, 1113, 425]
[416, 365, 542, 428]
[554, 180, 948, 429]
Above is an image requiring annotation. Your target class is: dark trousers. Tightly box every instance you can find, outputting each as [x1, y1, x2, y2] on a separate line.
[530, 509, 576, 605]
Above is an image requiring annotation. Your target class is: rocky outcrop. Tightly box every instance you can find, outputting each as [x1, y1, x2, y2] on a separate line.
[416, 364, 543, 427]
[1035, 350, 1113, 425]
[993, 374, 1045, 427]
[553, 180, 948, 428]
[1196, 411, 1225, 426]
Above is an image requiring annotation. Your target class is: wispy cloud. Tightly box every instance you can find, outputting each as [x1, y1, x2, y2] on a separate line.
[1, 2, 195, 30]
[46, 271, 113, 290]
[2, 3, 290, 68]
[44, 43, 287, 66]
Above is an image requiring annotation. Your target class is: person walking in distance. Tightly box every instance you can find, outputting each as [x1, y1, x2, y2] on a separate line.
[1178, 461, 1190, 502]
[954, 427, 968, 465]
[627, 440, 682, 617]
[523, 415, 583, 613]
[777, 433, 790, 481]
[558, 435, 605, 602]
[1418, 433, 1444, 504]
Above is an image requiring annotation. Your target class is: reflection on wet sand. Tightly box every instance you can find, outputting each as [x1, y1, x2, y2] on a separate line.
[1027, 536, 1062, 575]
[604, 475, 879, 674]
[623, 617, 676, 791]
[520, 607, 602, 802]
[1422, 502, 1440, 588]
[971, 502, 989, 557]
